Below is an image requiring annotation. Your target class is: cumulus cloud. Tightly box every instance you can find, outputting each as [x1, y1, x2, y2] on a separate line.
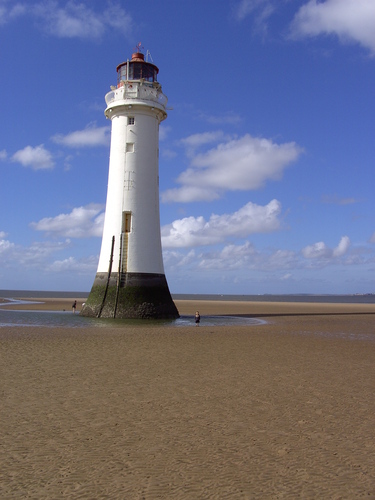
[179, 131, 229, 156]
[163, 241, 302, 276]
[19, 240, 73, 267]
[11, 144, 54, 170]
[33, 1, 133, 39]
[0, 234, 14, 253]
[333, 235, 351, 257]
[163, 234, 360, 280]
[47, 255, 98, 273]
[198, 244, 300, 272]
[161, 199, 282, 248]
[302, 236, 350, 259]
[290, 0, 375, 55]
[197, 241, 258, 270]
[52, 124, 110, 148]
[162, 133, 302, 203]
[0, 233, 97, 278]
[0, 236, 71, 271]
[30, 203, 104, 238]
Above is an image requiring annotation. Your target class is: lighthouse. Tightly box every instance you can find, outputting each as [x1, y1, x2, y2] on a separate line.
[81, 49, 179, 319]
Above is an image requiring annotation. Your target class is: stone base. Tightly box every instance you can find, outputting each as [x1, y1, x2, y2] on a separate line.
[80, 272, 179, 319]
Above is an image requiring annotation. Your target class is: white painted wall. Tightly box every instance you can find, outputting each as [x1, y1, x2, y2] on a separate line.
[97, 82, 167, 276]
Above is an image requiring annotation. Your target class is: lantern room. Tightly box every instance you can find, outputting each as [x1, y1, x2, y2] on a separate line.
[116, 52, 159, 85]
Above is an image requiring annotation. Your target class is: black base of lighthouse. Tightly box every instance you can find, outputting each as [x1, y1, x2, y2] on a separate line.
[81, 272, 179, 319]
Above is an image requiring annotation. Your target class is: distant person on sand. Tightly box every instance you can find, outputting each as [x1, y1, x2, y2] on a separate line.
[72, 300, 77, 313]
[195, 311, 200, 326]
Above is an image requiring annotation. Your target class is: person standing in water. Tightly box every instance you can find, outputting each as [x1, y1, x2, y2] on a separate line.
[195, 311, 200, 326]
[72, 300, 77, 313]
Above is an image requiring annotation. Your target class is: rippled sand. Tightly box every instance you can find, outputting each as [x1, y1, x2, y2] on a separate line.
[1, 299, 374, 498]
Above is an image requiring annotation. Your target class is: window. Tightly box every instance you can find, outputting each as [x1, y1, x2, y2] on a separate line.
[125, 142, 134, 153]
[128, 117, 135, 125]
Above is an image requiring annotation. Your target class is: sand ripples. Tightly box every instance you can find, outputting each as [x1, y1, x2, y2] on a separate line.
[1, 321, 374, 498]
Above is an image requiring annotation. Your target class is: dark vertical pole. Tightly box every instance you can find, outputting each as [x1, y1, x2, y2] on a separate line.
[97, 236, 115, 318]
[114, 233, 123, 318]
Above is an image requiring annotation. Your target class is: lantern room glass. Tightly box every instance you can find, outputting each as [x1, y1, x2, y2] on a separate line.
[117, 63, 158, 85]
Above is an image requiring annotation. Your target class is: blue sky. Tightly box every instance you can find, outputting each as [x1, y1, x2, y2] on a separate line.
[1, 0, 374, 294]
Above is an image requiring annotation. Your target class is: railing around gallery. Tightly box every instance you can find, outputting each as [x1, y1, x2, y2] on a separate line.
[105, 81, 168, 108]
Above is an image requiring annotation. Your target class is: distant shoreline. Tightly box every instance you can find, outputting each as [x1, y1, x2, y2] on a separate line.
[1, 290, 374, 304]
[1, 296, 375, 320]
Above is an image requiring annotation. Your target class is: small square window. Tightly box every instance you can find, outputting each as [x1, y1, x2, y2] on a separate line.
[125, 143, 134, 153]
[128, 117, 135, 125]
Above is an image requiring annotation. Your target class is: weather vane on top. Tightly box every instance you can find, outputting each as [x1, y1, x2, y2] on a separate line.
[134, 42, 144, 53]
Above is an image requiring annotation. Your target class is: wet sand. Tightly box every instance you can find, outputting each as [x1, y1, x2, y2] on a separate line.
[1, 299, 374, 498]
[1, 295, 375, 316]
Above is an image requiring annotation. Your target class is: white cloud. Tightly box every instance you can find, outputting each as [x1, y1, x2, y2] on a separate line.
[196, 244, 298, 273]
[164, 241, 301, 275]
[52, 124, 110, 148]
[161, 199, 282, 248]
[163, 235, 363, 281]
[162, 133, 302, 203]
[198, 112, 242, 126]
[321, 194, 360, 205]
[267, 249, 299, 270]
[303, 241, 331, 259]
[30, 203, 104, 238]
[11, 144, 54, 170]
[102, 3, 133, 34]
[290, 0, 375, 55]
[162, 149, 178, 159]
[47, 255, 98, 273]
[0, 2, 26, 25]
[20, 240, 72, 266]
[333, 235, 351, 257]
[163, 186, 221, 203]
[0, 237, 71, 270]
[233, 0, 276, 37]
[32, 1, 133, 39]
[234, 0, 273, 21]
[302, 236, 350, 259]
[163, 249, 197, 273]
[198, 241, 258, 270]
[0, 149, 7, 160]
[280, 273, 293, 281]
[179, 131, 228, 156]
[0, 232, 97, 278]
[159, 125, 171, 142]
[0, 235, 14, 253]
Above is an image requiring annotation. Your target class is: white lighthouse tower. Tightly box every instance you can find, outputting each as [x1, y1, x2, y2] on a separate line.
[82, 49, 179, 319]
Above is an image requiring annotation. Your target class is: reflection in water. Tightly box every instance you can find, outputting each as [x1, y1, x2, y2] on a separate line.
[0, 309, 262, 329]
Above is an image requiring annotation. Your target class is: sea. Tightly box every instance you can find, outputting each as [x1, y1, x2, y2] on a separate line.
[0, 290, 374, 330]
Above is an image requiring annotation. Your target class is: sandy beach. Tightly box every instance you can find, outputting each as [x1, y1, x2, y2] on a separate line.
[1, 298, 374, 498]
